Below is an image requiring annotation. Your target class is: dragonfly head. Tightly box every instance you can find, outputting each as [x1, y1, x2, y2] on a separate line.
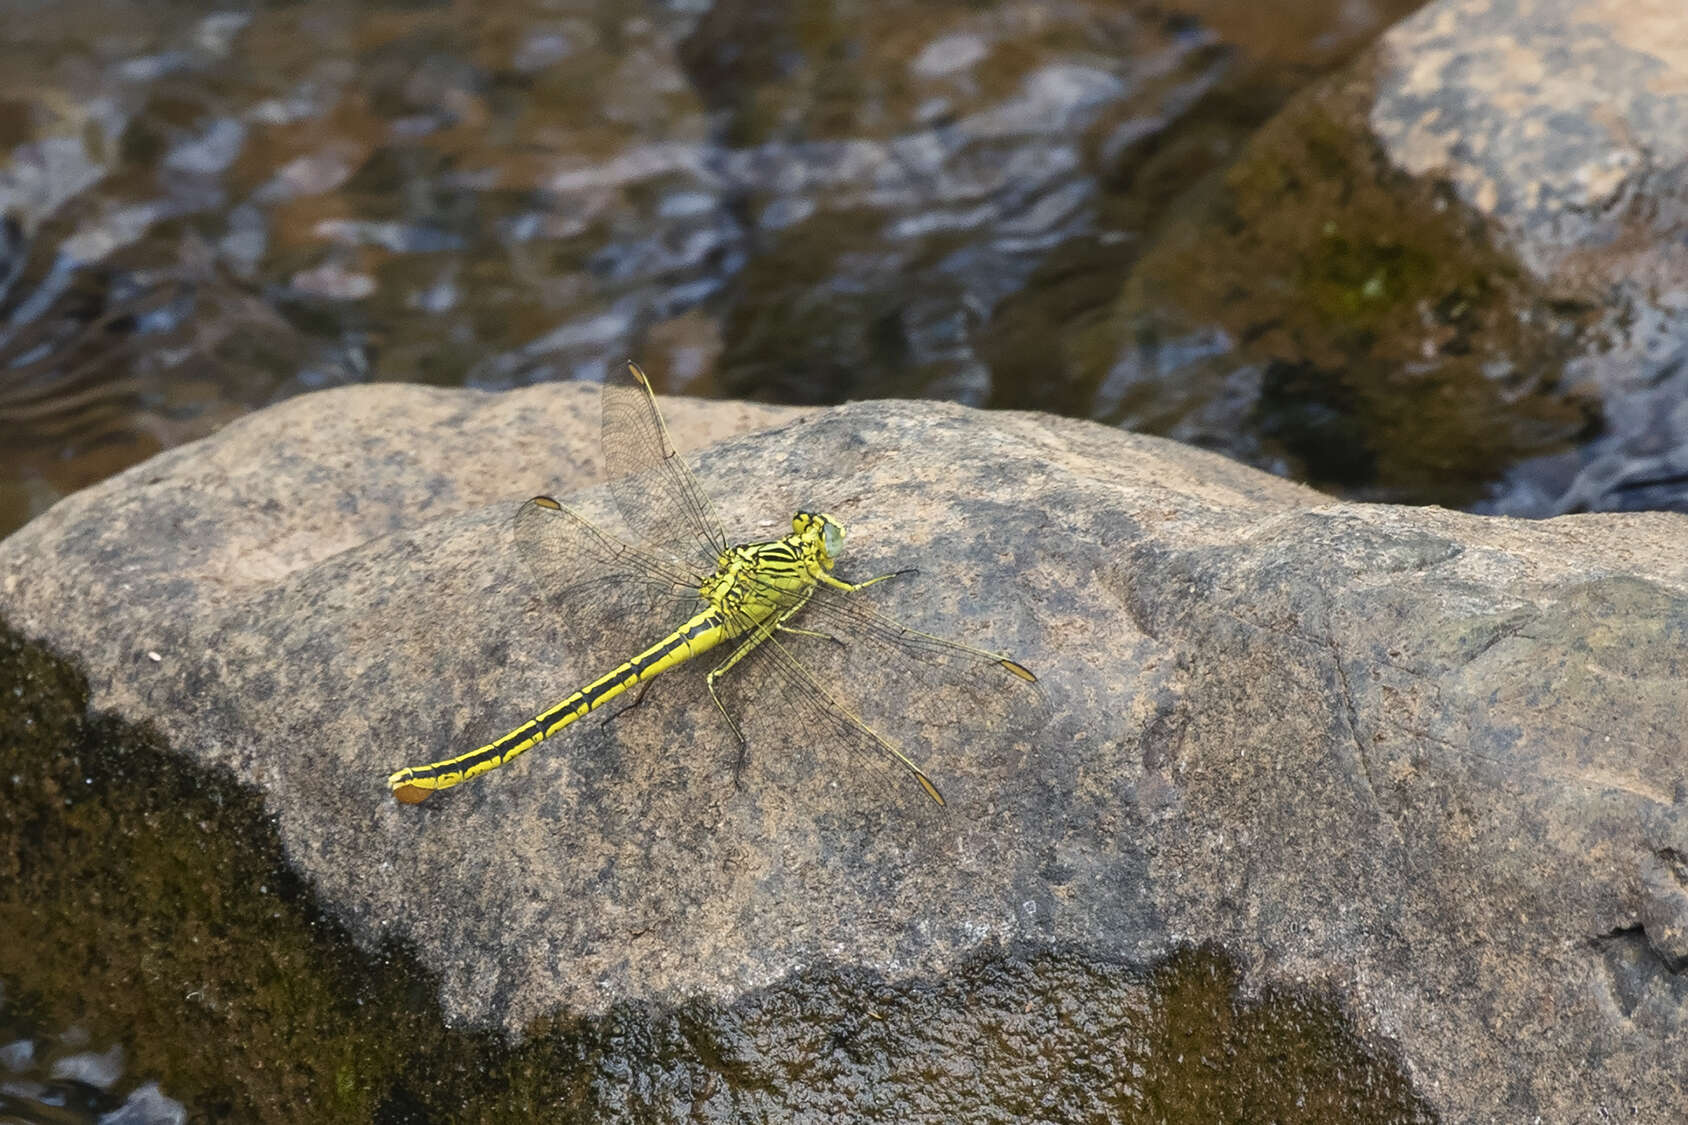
[793, 510, 845, 570]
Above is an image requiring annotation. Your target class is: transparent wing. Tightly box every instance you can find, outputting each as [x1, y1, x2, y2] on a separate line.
[710, 579, 1048, 806]
[600, 360, 730, 570]
[743, 629, 949, 804]
[512, 495, 709, 663]
[798, 582, 1041, 688]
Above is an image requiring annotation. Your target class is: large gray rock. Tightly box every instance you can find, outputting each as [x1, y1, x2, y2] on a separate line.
[2, 379, 1685, 1119]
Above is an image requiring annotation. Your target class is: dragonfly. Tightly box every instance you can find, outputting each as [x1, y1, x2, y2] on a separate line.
[386, 360, 1043, 807]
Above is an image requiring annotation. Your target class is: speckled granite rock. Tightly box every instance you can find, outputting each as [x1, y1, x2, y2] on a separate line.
[2, 376, 1685, 1119]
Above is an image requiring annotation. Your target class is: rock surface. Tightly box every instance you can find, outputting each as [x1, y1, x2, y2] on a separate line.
[1372, 0, 1688, 279]
[3, 378, 1686, 1119]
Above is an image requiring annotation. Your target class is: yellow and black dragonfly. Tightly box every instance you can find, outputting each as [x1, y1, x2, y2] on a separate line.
[386, 361, 1043, 807]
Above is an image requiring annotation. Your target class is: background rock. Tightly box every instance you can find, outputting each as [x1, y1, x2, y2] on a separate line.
[1371, 0, 1688, 516]
[1064, 0, 1688, 516]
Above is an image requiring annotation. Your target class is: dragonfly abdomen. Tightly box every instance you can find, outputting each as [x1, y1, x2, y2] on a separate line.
[388, 608, 732, 803]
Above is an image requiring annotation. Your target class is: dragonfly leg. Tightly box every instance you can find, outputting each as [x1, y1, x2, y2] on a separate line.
[599, 677, 658, 727]
[777, 623, 846, 647]
[706, 631, 773, 789]
[705, 596, 817, 786]
[706, 626, 773, 748]
[821, 566, 917, 594]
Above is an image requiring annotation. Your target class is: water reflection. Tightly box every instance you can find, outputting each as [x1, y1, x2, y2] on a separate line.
[0, 988, 184, 1124]
[0, 0, 1425, 535]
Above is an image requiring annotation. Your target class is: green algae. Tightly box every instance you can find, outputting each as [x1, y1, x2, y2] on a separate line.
[0, 618, 453, 1121]
[1082, 63, 1598, 506]
[456, 946, 1435, 1123]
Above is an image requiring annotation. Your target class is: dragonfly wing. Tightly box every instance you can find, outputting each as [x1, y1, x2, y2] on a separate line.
[513, 495, 707, 656]
[711, 578, 1047, 805]
[600, 361, 731, 569]
[796, 585, 1048, 745]
[797, 585, 1041, 684]
[707, 624, 948, 805]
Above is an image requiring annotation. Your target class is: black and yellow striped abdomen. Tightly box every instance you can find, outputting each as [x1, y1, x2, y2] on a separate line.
[388, 608, 732, 803]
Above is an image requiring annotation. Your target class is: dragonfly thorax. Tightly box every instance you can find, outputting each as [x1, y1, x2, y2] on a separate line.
[699, 514, 841, 633]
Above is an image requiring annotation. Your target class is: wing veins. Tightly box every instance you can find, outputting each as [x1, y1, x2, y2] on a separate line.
[600, 362, 731, 566]
[514, 495, 705, 599]
[743, 626, 943, 801]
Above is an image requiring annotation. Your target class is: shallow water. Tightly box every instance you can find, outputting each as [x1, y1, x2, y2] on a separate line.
[0, 0, 1437, 536]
